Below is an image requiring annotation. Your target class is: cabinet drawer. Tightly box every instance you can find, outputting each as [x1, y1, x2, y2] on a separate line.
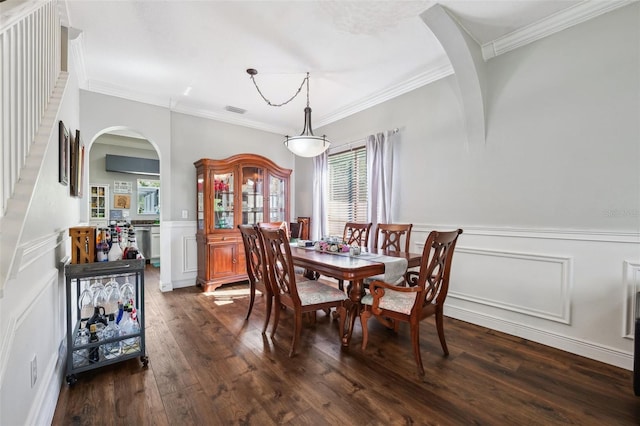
[208, 235, 240, 244]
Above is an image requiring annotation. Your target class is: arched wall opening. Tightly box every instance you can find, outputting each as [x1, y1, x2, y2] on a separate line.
[85, 126, 163, 269]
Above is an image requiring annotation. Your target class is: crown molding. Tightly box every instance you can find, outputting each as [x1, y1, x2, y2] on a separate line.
[315, 63, 454, 128]
[81, 63, 453, 134]
[84, 77, 292, 135]
[481, 0, 633, 60]
[170, 103, 289, 135]
[71, 1, 632, 132]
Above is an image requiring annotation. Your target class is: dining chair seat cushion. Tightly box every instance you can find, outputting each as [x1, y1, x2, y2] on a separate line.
[361, 290, 417, 315]
[297, 280, 347, 306]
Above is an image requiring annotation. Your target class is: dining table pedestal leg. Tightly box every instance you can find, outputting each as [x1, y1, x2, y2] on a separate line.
[341, 279, 364, 346]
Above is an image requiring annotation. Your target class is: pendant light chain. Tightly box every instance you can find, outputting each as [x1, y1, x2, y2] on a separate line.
[246, 68, 330, 157]
[248, 70, 310, 108]
[306, 73, 310, 108]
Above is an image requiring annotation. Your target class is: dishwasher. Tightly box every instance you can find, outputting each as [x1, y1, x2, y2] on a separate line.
[134, 226, 152, 261]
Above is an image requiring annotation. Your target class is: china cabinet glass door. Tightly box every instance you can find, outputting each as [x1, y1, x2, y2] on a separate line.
[268, 175, 286, 222]
[197, 174, 204, 230]
[214, 171, 235, 229]
[241, 166, 264, 225]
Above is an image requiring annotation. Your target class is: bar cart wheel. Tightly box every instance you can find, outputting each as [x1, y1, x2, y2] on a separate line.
[66, 374, 77, 386]
[141, 355, 149, 367]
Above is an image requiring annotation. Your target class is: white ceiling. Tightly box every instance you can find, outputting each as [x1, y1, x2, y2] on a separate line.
[39, 1, 629, 135]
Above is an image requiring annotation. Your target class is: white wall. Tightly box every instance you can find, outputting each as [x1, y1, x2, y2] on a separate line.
[303, 4, 640, 369]
[0, 34, 83, 425]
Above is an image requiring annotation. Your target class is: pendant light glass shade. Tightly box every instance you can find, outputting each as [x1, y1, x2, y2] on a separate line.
[284, 106, 330, 157]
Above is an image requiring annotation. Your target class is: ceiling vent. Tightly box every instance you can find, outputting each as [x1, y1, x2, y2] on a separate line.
[225, 105, 247, 114]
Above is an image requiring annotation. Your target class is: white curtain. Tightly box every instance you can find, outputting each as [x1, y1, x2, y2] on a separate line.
[367, 130, 396, 242]
[311, 151, 329, 240]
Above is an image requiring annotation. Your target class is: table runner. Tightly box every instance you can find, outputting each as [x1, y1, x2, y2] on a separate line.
[293, 244, 408, 284]
[355, 253, 408, 284]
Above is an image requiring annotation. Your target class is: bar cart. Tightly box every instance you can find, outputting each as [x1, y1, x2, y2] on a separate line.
[64, 259, 148, 385]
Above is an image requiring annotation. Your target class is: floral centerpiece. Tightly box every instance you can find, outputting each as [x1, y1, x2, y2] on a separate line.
[314, 238, 353, 253]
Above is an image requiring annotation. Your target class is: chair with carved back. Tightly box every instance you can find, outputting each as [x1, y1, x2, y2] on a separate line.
[343, 222, 372, 248]
[360, 228, 463, 375]
[337, 222, 372, 291]
[258, 226, 347, 357]
[238, 225, 272, 333]
[374, 223, 413, 253]
[359, 223, 414, 290]
[258, 221, 290, 239]
[258, 221, 311, 277]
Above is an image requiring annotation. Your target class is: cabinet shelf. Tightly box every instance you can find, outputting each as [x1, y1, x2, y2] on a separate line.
[89, 183, 109, 224]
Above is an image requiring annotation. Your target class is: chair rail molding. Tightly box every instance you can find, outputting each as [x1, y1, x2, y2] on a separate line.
[410, 224, 640, 244]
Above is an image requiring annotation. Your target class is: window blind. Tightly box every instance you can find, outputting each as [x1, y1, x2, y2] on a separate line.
[327, 147, 367, 237]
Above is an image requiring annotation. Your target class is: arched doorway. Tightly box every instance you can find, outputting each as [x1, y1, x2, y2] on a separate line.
[87, 128, 162, 268]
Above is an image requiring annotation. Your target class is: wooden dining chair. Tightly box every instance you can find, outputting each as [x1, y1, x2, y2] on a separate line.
[373, 223, 413, 253]
[238, 225, 272, 333]
[259, 227, 347, 357]
[337, 222, 373, 291]
[360, 228, 463, 375]
[258, 221, 290, 240]
[343, 222, 372, 247]
[360, 223, 414, 289]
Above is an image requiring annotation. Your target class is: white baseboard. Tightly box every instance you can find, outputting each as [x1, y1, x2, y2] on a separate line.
[445, 305, 634, 371]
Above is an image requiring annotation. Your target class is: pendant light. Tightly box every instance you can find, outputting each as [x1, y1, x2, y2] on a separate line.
[247, 69, 330, 157]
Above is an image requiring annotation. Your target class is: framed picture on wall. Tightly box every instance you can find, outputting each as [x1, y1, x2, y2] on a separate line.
[114, 194, 131, 209]
[58, 121, 69, 186]
[69, 129, 84, 197]
[69, 130, 78, 196]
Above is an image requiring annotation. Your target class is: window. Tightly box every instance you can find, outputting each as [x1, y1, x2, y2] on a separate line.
[327, 146, 367, 236]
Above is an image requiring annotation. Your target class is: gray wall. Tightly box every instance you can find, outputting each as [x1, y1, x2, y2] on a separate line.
[292, 4, 640, 370]
[169, 112, 296, 223]
[306, 3, 639, 234]
[89, 134, 160, 223]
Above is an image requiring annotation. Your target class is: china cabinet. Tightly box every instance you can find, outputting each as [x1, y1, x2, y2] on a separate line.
[195, 154, 291, 292]
[89, 183, 109, 224]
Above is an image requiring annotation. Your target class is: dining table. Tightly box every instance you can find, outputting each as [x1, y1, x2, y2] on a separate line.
[288, 244, 422, 346]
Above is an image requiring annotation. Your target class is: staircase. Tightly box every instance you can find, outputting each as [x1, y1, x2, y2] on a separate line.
[0, 0, 66, 294]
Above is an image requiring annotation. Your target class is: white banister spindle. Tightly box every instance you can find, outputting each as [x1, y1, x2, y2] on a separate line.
[9, 26, 17, 204]
[17, 20, 25, 168]
[0, 0, 61, 217]
[0, 33, 4, 213]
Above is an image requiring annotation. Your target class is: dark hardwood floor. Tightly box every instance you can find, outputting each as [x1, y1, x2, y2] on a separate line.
[53, 265, 640, 425]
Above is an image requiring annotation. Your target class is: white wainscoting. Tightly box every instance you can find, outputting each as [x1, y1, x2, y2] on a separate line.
[0, 267, 61, 426]
[451, 247, 572, 324]
[182, 234, 198, 274]
[623, 261, 640, 339]
[166, 220, 198, 289]
[410, 224, 639, 370]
